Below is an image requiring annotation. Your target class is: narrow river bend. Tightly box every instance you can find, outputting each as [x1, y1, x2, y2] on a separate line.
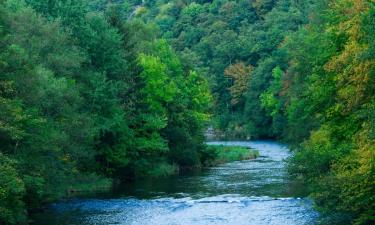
[32, 141, 318, 225]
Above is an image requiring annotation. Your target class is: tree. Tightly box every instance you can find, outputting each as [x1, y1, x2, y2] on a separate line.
[224, 62, 252, 106]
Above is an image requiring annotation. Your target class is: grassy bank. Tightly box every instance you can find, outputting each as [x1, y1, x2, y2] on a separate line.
[65, 174, 113, 198]
[200, 145, 259, 167]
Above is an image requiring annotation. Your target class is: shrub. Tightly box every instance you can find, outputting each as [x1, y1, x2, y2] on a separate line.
[0, 154, 26, 225]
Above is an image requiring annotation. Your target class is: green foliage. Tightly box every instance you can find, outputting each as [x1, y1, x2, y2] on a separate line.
[282, 1, 375, 223]
[260, 66, 282, 117]
[132, 1, 375, 224]
[129, 0, 307, 138]
[0, 154, 26, 225]
[135, 39, 212, 169]
[0, 0, 373, 224]
[138, 54, 177, 114]
[0, 0, 212, 222]
[259, 66, 285, 136]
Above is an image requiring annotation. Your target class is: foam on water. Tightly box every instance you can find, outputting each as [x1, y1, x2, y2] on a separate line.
[32, 141, 318, 225]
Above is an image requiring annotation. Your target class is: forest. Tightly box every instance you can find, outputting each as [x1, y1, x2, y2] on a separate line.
[0, 0, 374, 225]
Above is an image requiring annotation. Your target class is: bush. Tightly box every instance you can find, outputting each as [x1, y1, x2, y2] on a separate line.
[289, 128, 375, 225]
[0, 154, 26, 225]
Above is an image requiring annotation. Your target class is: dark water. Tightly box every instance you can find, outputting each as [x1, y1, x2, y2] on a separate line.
[32, 141, 318, 225]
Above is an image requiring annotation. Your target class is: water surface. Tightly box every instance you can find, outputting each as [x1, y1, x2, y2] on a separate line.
[32, 141, 318, 225]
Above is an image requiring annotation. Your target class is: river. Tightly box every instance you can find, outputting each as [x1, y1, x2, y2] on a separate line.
[32, 141, 318, 225]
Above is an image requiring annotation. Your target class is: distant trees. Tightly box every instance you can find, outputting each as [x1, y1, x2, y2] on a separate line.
[130, 0, 306, 138]
[224, 62, 252, 107]
[130, 0, 375, 224]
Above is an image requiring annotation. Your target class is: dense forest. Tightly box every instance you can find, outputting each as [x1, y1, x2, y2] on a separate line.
[0, 0, 374, 225]
[0, 0, 212, 223]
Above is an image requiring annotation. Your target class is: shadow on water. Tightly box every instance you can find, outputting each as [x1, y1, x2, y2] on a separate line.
[32, 141, 318, 225]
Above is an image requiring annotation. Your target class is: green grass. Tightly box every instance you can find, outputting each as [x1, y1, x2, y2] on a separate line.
[201, 145, 259, 167]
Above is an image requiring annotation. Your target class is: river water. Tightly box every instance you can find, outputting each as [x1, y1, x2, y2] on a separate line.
[32, 141, 318, 225]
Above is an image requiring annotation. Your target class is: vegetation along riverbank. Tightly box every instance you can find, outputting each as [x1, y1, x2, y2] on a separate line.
[0, 0, 374, 225]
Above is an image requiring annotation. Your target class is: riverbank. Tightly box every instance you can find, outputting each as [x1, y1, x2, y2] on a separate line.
[30, 144, 259, 209]
[201, 145, 259, 167]
[147, 144, 260, 176]
[31, 141, 317, 225]
[30, 145, 258, 203]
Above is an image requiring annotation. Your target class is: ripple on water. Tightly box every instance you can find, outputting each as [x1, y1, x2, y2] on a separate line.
[45, 196, 318, 225]
[32, 141, 318, 225]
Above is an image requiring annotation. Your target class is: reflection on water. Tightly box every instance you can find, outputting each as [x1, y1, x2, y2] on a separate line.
[32, 141, 318, 225]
